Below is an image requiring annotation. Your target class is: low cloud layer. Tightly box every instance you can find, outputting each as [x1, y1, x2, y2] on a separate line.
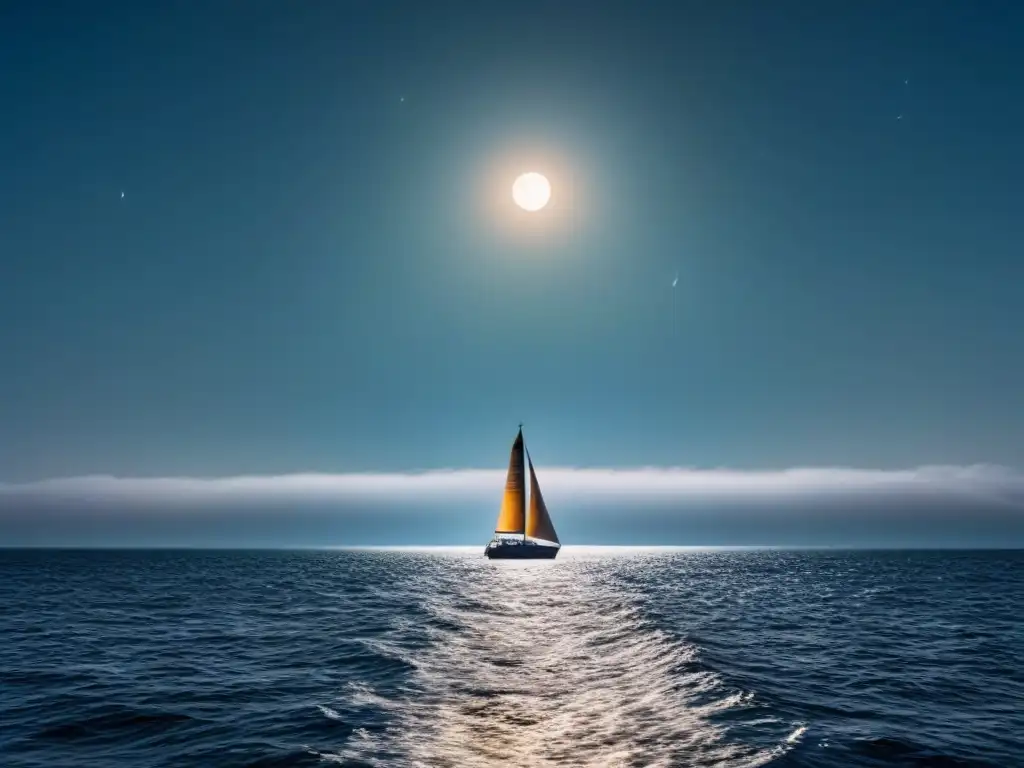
[2, 464, 1023, 507]
[2, 465, 1021, 547]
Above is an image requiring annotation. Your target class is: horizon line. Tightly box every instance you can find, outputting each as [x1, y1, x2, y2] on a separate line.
[3, 544, 1023, 551]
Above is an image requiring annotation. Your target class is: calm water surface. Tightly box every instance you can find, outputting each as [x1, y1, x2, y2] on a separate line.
[1, 548, 1022, 767]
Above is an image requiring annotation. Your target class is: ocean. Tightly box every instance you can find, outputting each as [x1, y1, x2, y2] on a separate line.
[1, 548, 1021, 767]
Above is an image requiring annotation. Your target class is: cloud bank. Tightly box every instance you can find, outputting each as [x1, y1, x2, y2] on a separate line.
[2, 465, 1021, 547]
[2, 464, 1023, 508]
[0, 466, 1019, 507]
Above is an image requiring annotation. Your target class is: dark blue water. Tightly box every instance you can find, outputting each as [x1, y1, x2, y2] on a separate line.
[1, 548, 1021, 767]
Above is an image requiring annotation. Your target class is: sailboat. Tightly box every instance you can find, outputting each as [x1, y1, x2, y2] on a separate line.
[484, 425, 561, 559]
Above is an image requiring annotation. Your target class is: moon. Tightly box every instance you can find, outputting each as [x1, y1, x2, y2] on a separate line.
[512, 172, 551, 212]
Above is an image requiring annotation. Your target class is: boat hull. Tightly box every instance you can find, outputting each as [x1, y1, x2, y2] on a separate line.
[484, 540, 559, 560]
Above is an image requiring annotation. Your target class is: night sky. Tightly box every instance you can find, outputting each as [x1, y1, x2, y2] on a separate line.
[2, 2, 1022, 545]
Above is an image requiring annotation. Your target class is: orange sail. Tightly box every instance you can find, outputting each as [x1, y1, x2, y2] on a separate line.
[526, 452, 559, 544]
[493, 428, 526, 534]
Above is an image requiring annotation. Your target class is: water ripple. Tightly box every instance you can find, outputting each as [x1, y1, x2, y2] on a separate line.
[1, 548, 1022, 767]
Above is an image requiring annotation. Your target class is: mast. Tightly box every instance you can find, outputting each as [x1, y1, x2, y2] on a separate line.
[521, 425, 527, 543]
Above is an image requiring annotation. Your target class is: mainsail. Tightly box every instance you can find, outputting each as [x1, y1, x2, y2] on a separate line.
[493, 428, 526, 534]
[526, 451, 559, 544]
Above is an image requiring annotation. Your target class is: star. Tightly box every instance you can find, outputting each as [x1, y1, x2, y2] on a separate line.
[120, 191, 125, 199]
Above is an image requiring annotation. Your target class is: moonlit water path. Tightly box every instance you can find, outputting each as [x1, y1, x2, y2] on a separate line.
[326, 549, 793, 766]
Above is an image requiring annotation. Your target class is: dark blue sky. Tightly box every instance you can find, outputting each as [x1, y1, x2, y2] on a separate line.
[2, 1, 1023, 482]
